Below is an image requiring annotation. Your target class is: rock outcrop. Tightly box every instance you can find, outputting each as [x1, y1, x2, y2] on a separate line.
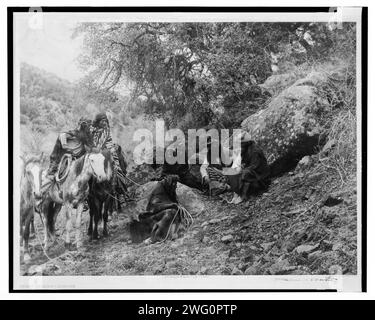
[241, 66, 349, 176]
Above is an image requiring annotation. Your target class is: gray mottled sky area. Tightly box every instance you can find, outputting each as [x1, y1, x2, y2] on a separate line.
[15, 14, 84, 82]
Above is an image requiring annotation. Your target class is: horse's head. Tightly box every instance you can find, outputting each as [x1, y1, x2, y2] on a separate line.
[87, 149, 112, 183]
[21, 153, 44, 198]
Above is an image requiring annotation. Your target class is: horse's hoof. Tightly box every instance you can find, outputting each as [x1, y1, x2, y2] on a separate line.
[144, 238, 152, 245]
[87, 226, 93, 236]
[76, 242, 83, 249]
[23, 253, 31, 263]
[93, 232, 100, 240]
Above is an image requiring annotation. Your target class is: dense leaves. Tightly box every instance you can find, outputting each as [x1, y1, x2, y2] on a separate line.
[75, 23, 283, 129]
[75, 22, 355, 130]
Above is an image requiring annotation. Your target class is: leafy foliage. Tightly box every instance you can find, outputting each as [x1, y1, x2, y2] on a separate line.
[75, 22, 355, 130]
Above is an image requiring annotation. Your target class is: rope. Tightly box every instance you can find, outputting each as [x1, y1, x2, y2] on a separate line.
[178, 204, 194, 229]
[124, 175, 143, 187]
[55, 154, 72, 183]
[103, 189, 123, 203]
[34, 226, 53, 262]
[32, 204, 53, 262]
[156, 204, 194, 244]
[158, 208, 180, 243]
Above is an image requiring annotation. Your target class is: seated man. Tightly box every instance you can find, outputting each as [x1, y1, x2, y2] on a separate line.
[226, 133, 271, 204]
[38, 117, 94, 197]
[129, 175, 181, 243]
[198, 136, 231, 197]
[152, 145, 203, 191]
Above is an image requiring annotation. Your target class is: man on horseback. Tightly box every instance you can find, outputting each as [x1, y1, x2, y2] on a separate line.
[91, 112, 128, 214]
[38, 117, 95, 199]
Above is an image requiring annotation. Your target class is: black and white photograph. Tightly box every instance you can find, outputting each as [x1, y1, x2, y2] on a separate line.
[10, 7, 365, 291]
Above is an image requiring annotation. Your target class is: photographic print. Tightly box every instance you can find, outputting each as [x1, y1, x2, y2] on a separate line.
[10, 7, 366, 291]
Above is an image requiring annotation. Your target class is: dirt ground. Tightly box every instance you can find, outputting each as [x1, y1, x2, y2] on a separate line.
[21, 157, 357, 277]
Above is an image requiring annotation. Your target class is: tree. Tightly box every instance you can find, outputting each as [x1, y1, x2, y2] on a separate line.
[75, 22, 354, 130]
[75, 23, 293, 129]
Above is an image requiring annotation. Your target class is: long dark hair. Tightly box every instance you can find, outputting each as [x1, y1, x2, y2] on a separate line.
[76, 123, 93, 146]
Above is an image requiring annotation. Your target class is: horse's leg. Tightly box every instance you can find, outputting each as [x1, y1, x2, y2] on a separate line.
[107, 197, 114, 221]
[43, 212, 49, 251]
[88, 211, 94, 239]
[103, 199, 109, 237]
[23, 210, 33, 262]
[87, 197, 94, 239]
[20, 219, 24, 248]
[64, 205, 72, 250]
[31, 216, 35, 233]
[75, 203, 84, 249]
[51, 203, 62, 244]
[29, 216, 36, 239]
[93, 200, 101, 240]
[43, 201, 52, 250]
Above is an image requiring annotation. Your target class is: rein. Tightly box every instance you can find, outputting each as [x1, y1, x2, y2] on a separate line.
[124, 175, 142, 187]
[103, 189, 123, 202]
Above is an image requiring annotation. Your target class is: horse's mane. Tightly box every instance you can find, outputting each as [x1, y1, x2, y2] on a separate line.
[102, 148, 112, 169]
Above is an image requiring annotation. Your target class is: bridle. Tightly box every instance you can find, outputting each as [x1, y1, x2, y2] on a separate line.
[87, 152, 110, 181]
[87, 153, 99, 180]
[23, 160, 43, 197]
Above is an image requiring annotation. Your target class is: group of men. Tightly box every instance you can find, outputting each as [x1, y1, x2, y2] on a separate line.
[39, 111, 271, 216]
[199, 132, 270, 204]
[129, 131, 271, 243]
[156, 132, 271, 204]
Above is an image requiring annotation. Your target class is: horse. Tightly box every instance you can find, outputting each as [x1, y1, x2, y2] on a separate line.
[42, 149, 113, 251]
[87, 144, 127, 240]
[20, 153, 43, 261]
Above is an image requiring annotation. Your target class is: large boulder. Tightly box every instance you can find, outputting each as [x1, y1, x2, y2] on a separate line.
[132, 181, 158, 216]
[241, 67, 348, 174]
[176, 183, 206, 215]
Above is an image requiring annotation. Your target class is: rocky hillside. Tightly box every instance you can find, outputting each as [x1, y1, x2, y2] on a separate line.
[25, 162, 357, 276]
